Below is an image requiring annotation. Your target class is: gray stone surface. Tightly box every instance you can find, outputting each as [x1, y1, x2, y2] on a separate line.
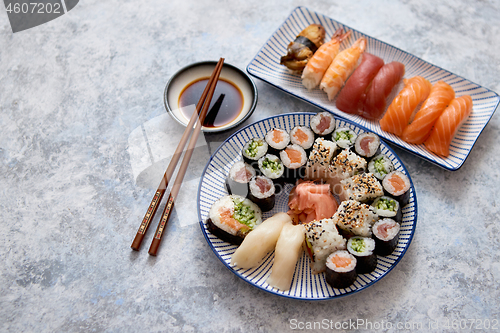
[1, 0, 499, 332]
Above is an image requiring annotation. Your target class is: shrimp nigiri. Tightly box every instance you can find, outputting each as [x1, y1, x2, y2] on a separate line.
[319, 37, 367, 101]
[424, 95, 472, 157]
[379, 76, 432, 136]
[401, 81, 455, 144]
[301, 29, 351, 90]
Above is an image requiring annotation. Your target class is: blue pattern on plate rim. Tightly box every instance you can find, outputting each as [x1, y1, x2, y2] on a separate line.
[197, 112, 417, 300]
[246, 6, 499, 171]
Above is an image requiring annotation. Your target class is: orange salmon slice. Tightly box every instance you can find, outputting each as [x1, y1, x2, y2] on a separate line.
[272, 129, 284, 143]
[219, 208, 246, 231]
[330, 255, 351, 268]
[294, 128, 308, 144]
[387, 174, 406, 192]
[285, 148, 303, 164]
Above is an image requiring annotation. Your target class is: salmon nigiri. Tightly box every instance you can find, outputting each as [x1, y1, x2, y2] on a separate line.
[424, 95, 473, 157]
[302, 29, 351, 90]
[360, 61, 405, 120]
[320, 37, 366, 100]
[335, 52, 384, 115]
[401, 81, 455, 144]
[379, 76, 432, 136]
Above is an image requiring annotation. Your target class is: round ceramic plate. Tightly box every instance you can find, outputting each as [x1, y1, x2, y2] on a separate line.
[197, 112, 417, 300]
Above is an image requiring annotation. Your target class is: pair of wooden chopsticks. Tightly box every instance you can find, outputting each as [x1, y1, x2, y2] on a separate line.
[131, 58, 225, 256]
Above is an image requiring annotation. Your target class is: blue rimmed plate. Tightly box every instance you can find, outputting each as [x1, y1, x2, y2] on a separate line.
[198, 112, 417, 300]
[246, 6, 499, 171]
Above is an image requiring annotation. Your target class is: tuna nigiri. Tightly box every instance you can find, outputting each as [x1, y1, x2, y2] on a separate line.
[401, 81, 455, 144]
[379, 76, 432, 136]
[335, 52, 384, 115]
[302, 29, 350, 90]
[320, 37, 367, 101]
[360, 62, 405, 120]
[424, 95, 473, 157]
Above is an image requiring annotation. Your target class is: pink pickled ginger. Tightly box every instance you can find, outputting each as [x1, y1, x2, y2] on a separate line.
[288, 181, 339, 224]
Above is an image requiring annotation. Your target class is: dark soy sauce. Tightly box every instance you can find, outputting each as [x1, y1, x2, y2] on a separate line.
[179, 77, 244, 128]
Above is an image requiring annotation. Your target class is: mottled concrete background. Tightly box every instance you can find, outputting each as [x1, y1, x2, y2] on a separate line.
[1, 0, 499, 332]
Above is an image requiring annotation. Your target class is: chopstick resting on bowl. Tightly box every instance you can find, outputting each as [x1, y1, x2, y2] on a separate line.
[131, 58, 225, 254]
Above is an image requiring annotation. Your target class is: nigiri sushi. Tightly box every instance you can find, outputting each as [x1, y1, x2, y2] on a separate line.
[359, 62, 405, 120]
[320, 37, 367, 101]
[335, 52, 384, 115]
[266, 223, 305, 290]
[281, 24, 326, 72]
[301, 29, 350, 90]
[379, 76, 432, 136]
[230, 212, 291, 269]
[401, 81, 455, 144]
[424, 95, 473, 157]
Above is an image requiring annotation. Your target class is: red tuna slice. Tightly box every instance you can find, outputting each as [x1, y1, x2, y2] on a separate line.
[360, 61, 405, 120]
[335, 53, 384, 115]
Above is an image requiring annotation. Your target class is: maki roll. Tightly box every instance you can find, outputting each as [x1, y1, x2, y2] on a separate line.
[372, 218, 400, 256]
[332, 127, 357, 149]
[304, 218, 346, 274]
[339, 173, 384, 202]
[354, 132, 380, 159]
[248, 176, 275, 212]
[265, 128, 290, 155]
[280, 144, 308, 182]
[368, 154, 394, 180]
[310, 112, 336, 137]
[371, 195, 402, 223]
[226, 161, 256, 197]
[305, 137, 337, 180]
[382, 170, 411, 206]
[242, 138, 268, 168]
[327, 149, 367, 188]
[347, 237, 377, 274]
[325, 250, 357, 289]
[206, 195, 262, 245]
[332, 200, 378, 237]
[290, 126, 315, 151]
[258, 154, 284, 180]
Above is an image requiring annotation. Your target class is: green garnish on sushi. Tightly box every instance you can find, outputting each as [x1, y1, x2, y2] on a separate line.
[335, 130, 353, 142]
[350, 238, 366, 253]
[233, 197, 258, 228]
[374, 156, 388, 175]
[262, 157, 283, 172]
[244, 139, 264, 158]
[375, 197, 396, 212]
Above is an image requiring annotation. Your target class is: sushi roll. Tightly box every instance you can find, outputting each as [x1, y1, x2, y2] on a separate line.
[265, 128, 290, 155]
[354, 132, 380, 158]
[310, 112, 336, 137]
[327, 149, 367, 191]
[368, 154, 394, 180]
[242, 138, 268, 168]
[332, 200, 378, 237]
[332, 127, 357, 149]
[206, 195, 262, 245]
[280, 144, 308, 182]
[290, 126, 315, 151]
[382, 170, 411, 206]
[225, 161, 256, 197]
[257, 154, 284, 180]
[325, 250, 357, 289]
[371, 195, 402, 223]
[372, 218, 400, 256]
[248, 176, 275, 212]
[304, 218, 346, 274]
[339, 173, 384, 202]
[305, 138, 337, 181]
[347, 237, 377, 274]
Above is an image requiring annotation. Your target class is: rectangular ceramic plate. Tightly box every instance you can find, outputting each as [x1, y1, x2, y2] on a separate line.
[247, 6, 499, 171]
